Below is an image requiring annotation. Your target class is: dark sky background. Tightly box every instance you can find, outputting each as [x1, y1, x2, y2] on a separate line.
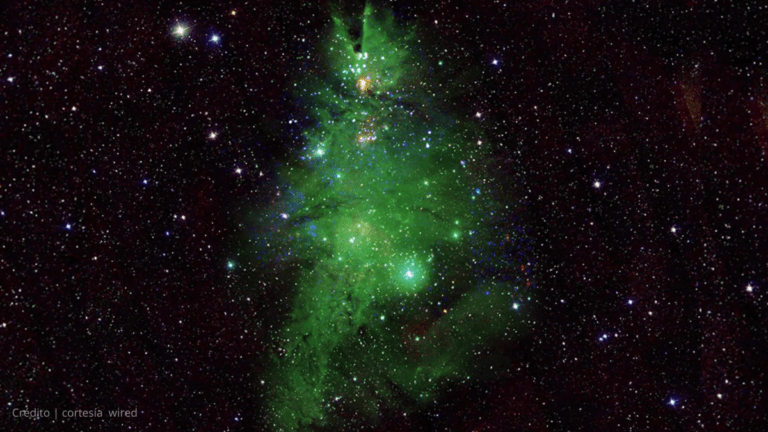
[2, 0, 768, 431]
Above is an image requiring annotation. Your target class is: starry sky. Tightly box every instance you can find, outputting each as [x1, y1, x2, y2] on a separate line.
[3, 1, 768, 431]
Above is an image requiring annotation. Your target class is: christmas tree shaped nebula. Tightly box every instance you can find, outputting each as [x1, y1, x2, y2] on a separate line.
[252, 3, 533, 430]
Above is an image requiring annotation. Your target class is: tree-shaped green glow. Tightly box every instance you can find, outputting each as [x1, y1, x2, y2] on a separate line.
[252, 4, 532, 431]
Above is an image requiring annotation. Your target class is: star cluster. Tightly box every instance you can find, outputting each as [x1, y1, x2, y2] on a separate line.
[2, 1, 767, 431]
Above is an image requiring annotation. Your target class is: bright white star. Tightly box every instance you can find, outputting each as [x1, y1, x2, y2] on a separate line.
[173, 24, 188, 37]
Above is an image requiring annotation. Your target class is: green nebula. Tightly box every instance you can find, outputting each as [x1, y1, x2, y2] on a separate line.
[249, 4, 532, 431]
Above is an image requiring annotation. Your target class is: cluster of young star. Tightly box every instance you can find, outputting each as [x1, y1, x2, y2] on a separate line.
[246, 6, 532, 431]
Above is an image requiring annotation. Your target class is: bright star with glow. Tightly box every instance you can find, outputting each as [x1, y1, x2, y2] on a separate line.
[669, 398, 676, 406]
[210, 34, 220, 43]
[173, 24, 188, 38]
[746, 284, 753, 293]
[593, 180, 601, 189]
[208, 132, 217, 139]
[357, 76, 371, 92]
[405, 270, 414, 279]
